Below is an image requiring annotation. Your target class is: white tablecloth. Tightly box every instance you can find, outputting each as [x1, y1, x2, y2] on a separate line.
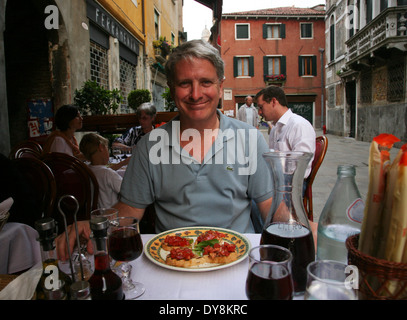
[0, 223, 41, 274]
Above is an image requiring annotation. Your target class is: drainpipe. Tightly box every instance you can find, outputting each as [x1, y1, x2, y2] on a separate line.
[319, 48, 325, 130]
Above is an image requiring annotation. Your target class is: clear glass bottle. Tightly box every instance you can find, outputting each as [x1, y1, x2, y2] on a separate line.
[35, 217, 73, 300]
[261, 151, 315, 295]
[317, 164, 365, 263]
[88, 216, 124, 300]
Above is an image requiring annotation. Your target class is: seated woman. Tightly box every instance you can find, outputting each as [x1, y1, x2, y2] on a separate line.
[112, 102, 157, 151]
[42, 104, 86, 161]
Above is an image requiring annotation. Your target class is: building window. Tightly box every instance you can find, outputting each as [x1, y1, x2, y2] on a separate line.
[300, 23, 313, 38]
[263, 24, 286, 39]
[235, 24, 250, 39]
[299, 56, 317, 76]
[330, 15, 335, 62]
[263, 56, 286, 78]
[154, 9, 160, 40]
[119, 57, 137, 114]
[233, 56, 254, 77]
[387, 59, 405, 102]
[90, 40, 109, 89]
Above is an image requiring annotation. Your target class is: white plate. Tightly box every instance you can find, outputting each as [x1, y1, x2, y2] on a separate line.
[144, 226, 251, 272]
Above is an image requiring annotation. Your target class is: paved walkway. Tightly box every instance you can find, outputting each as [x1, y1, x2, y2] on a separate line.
[259, 129, 401, 222]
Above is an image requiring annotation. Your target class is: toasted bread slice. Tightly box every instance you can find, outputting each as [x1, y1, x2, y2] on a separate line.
[161, 235, 192, 251]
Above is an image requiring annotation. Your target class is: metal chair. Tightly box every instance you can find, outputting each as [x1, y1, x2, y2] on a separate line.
[303, 135, 328, 221]
[12, 157, 57, 220]
[42, 152, 99, 233]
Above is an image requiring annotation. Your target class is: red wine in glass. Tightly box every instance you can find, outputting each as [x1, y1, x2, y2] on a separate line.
[109, 227, 143, 262]
[246, 263, 293, 300]
[261, 222, 315, 293]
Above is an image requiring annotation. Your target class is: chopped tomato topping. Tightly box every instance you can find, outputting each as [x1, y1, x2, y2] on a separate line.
[196, 230, 226, 243]
[203, 243, 236, 257]
[169, 248, 196, 260]
[164, 235, 190, 247]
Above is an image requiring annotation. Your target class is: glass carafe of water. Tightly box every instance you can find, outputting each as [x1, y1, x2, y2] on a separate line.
[261, 151, 315, 295]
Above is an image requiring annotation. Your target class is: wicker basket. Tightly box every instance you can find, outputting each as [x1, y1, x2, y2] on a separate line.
[346, 234, 407, 300]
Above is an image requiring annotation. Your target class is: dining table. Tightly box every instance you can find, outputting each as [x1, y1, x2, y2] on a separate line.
[61, 233, 303, 301]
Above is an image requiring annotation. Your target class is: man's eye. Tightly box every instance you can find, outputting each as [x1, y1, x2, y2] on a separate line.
[178, 82, 190, 88]
[201, 80, 214, 87]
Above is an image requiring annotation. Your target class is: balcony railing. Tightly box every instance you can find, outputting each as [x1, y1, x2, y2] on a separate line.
[346, 7, 407, 66]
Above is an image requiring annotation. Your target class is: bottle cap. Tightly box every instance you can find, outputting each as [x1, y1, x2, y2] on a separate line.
[35, 217, 57, 248]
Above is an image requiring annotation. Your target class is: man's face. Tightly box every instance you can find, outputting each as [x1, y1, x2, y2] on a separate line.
[256, 95, 276, 122]
[170, 57, 223, 125]
[246, 97, 253, 105]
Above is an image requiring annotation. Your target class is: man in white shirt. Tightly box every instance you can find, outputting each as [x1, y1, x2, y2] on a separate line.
[255, 86, 316, 178]
[237, 96, 259, 128]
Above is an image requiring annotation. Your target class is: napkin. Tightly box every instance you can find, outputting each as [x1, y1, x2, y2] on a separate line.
[0, 197, 13, 218]
[0, 262, 43, 300]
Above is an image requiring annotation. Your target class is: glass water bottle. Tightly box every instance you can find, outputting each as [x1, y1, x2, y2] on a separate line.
[317, 164, 364, 263]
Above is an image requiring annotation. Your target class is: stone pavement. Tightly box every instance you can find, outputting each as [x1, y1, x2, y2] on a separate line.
[259, 129, 401, 222]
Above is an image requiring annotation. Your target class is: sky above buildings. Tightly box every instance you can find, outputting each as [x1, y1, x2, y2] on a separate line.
[183, 0, 326, 40]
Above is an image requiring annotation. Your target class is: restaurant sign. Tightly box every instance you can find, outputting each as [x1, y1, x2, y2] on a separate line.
[86, 0, 139, 55]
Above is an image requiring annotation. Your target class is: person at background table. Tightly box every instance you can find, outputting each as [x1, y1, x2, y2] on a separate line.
[42, 104, 86, 161]
[255, 86, 316, 179]
[79, 133, 128, 209]
[56, 39, 273, 260]
[112, 102, 157, 152]
[237, 95, 259, 128]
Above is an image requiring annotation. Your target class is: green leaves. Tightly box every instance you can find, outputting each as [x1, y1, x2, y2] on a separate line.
[192, 239, 219, 256]
[74, 80, 123, 115]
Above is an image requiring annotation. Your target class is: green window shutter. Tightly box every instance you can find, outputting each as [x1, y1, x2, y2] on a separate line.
[263, 24, 267, 39]
[299, 56, 303, 76]
[312, 56, 317, 76]
[281, 56, 286, 75]
[233, 57, 238, 77]
[249, 56, 254, 77]
[280, 24, 286, 39]
[263, 56, 269, 76]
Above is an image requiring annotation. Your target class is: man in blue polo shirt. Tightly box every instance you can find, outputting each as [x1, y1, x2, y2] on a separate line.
[117, 40, 273, 234]
[56, 40, 273, 260]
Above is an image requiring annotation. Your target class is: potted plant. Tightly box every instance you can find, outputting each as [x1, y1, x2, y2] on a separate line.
[153, 36, 174, 57]
[74, 80, 123, 115]
[162, 88, 177, 112]
[127, 89, 152, 112]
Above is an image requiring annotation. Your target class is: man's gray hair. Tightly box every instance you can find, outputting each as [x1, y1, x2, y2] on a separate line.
[165, 40, 225, 88]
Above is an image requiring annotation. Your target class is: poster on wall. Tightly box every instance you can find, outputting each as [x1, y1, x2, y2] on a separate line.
[27, 99, 54, 141]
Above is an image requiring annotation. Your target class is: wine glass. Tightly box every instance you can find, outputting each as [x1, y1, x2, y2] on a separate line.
[245, 245, 294, 300]
[91, 208, 119, 221]
[108, 216, 145, 299]
[304, 260, 357, 300]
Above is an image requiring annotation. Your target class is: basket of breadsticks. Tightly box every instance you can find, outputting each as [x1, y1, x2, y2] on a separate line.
[346, 134, 407, 300]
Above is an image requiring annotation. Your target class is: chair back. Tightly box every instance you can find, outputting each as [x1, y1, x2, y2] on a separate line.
[42, 152, 99, 233]
[12, 157, 57, 219]
[9, 140, 42, 159]
[303, 135, 328, 221]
